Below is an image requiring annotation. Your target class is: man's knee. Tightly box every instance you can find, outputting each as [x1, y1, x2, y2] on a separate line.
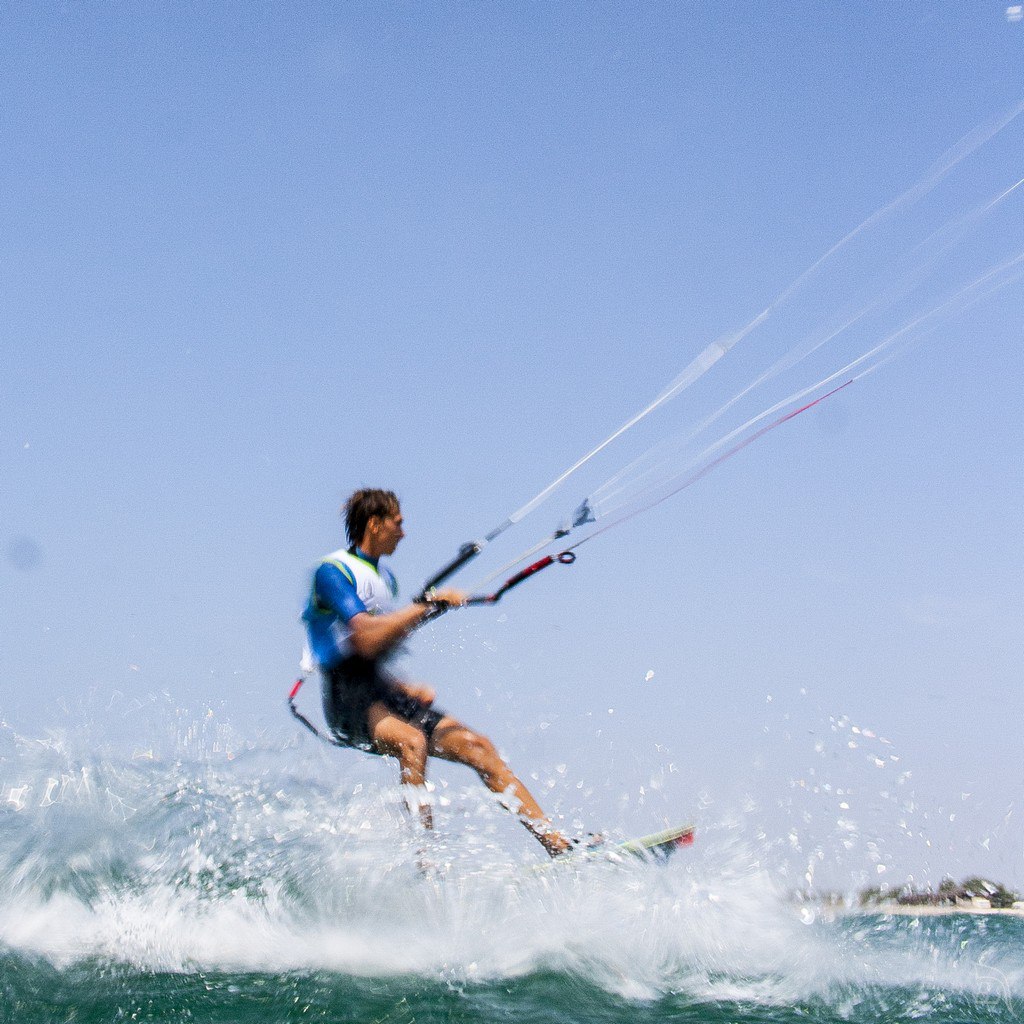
[452, 729, 501, 771]
[396, 728, 429, 764]
[376, 721, 428, 765]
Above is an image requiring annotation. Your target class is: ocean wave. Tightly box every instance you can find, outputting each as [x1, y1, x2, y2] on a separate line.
[0, 719, 1022, 1014]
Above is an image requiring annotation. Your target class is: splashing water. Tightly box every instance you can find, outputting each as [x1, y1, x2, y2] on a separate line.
[1, 715, 1022, 1023]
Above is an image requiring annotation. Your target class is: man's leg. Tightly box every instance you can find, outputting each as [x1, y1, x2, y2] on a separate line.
[428, 717, 572, 857]
[367, 702, 433, 829]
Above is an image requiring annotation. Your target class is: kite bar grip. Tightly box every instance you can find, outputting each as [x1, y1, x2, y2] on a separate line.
[417, 541, 482, 599]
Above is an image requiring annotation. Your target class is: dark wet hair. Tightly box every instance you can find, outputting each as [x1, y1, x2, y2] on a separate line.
[343, 489, 400, 546]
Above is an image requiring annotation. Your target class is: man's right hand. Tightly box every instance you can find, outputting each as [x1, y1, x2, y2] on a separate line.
[425, 587, 467, 609]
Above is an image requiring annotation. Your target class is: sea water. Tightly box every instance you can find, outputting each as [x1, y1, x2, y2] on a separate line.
[1, 718, 1021, 1024]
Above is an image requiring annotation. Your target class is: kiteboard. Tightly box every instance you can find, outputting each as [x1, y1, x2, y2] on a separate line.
[615, 821, 695, 859]
[536, 821, 695, 872]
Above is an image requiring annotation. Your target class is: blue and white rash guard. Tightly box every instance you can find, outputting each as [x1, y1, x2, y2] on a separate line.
[302, 547, 399, 670]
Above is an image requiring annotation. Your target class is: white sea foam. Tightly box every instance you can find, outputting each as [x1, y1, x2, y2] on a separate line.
[0, 718, 1021, 1008]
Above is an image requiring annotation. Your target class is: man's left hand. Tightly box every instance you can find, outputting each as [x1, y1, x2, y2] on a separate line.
[399, 682, 436, 706]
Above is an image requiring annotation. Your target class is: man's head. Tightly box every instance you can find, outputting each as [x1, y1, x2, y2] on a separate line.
[343, 489, 404, 556]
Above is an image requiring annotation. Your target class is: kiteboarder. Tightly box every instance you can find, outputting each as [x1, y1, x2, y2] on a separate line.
[302, 488, 572, 857]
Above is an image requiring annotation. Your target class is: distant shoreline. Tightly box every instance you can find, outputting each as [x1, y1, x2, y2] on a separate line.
[856, 903, 1024, 918]
[805, 877, 1024, 919]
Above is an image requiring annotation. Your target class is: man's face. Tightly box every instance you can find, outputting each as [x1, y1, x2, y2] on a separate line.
[373, 510, 405, 555]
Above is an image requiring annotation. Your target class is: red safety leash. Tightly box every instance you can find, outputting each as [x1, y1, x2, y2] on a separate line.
[466, 551, 576, 605]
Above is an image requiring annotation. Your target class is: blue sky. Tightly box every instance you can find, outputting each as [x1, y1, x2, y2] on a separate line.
[1, 2, 1022, 888]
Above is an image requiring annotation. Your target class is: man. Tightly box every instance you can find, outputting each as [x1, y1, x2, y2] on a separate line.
[302, 488, 572, 857]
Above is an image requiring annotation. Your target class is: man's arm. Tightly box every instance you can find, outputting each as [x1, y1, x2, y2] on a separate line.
[348, 587, 465, 659]
[348, 603, 432, 659]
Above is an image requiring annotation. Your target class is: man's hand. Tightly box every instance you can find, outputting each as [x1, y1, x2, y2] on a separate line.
[399, 682, 436, 706]
[424, 587, 467, 610]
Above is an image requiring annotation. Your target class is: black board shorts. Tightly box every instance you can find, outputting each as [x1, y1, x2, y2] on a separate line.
[321, 656, 446, 753]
